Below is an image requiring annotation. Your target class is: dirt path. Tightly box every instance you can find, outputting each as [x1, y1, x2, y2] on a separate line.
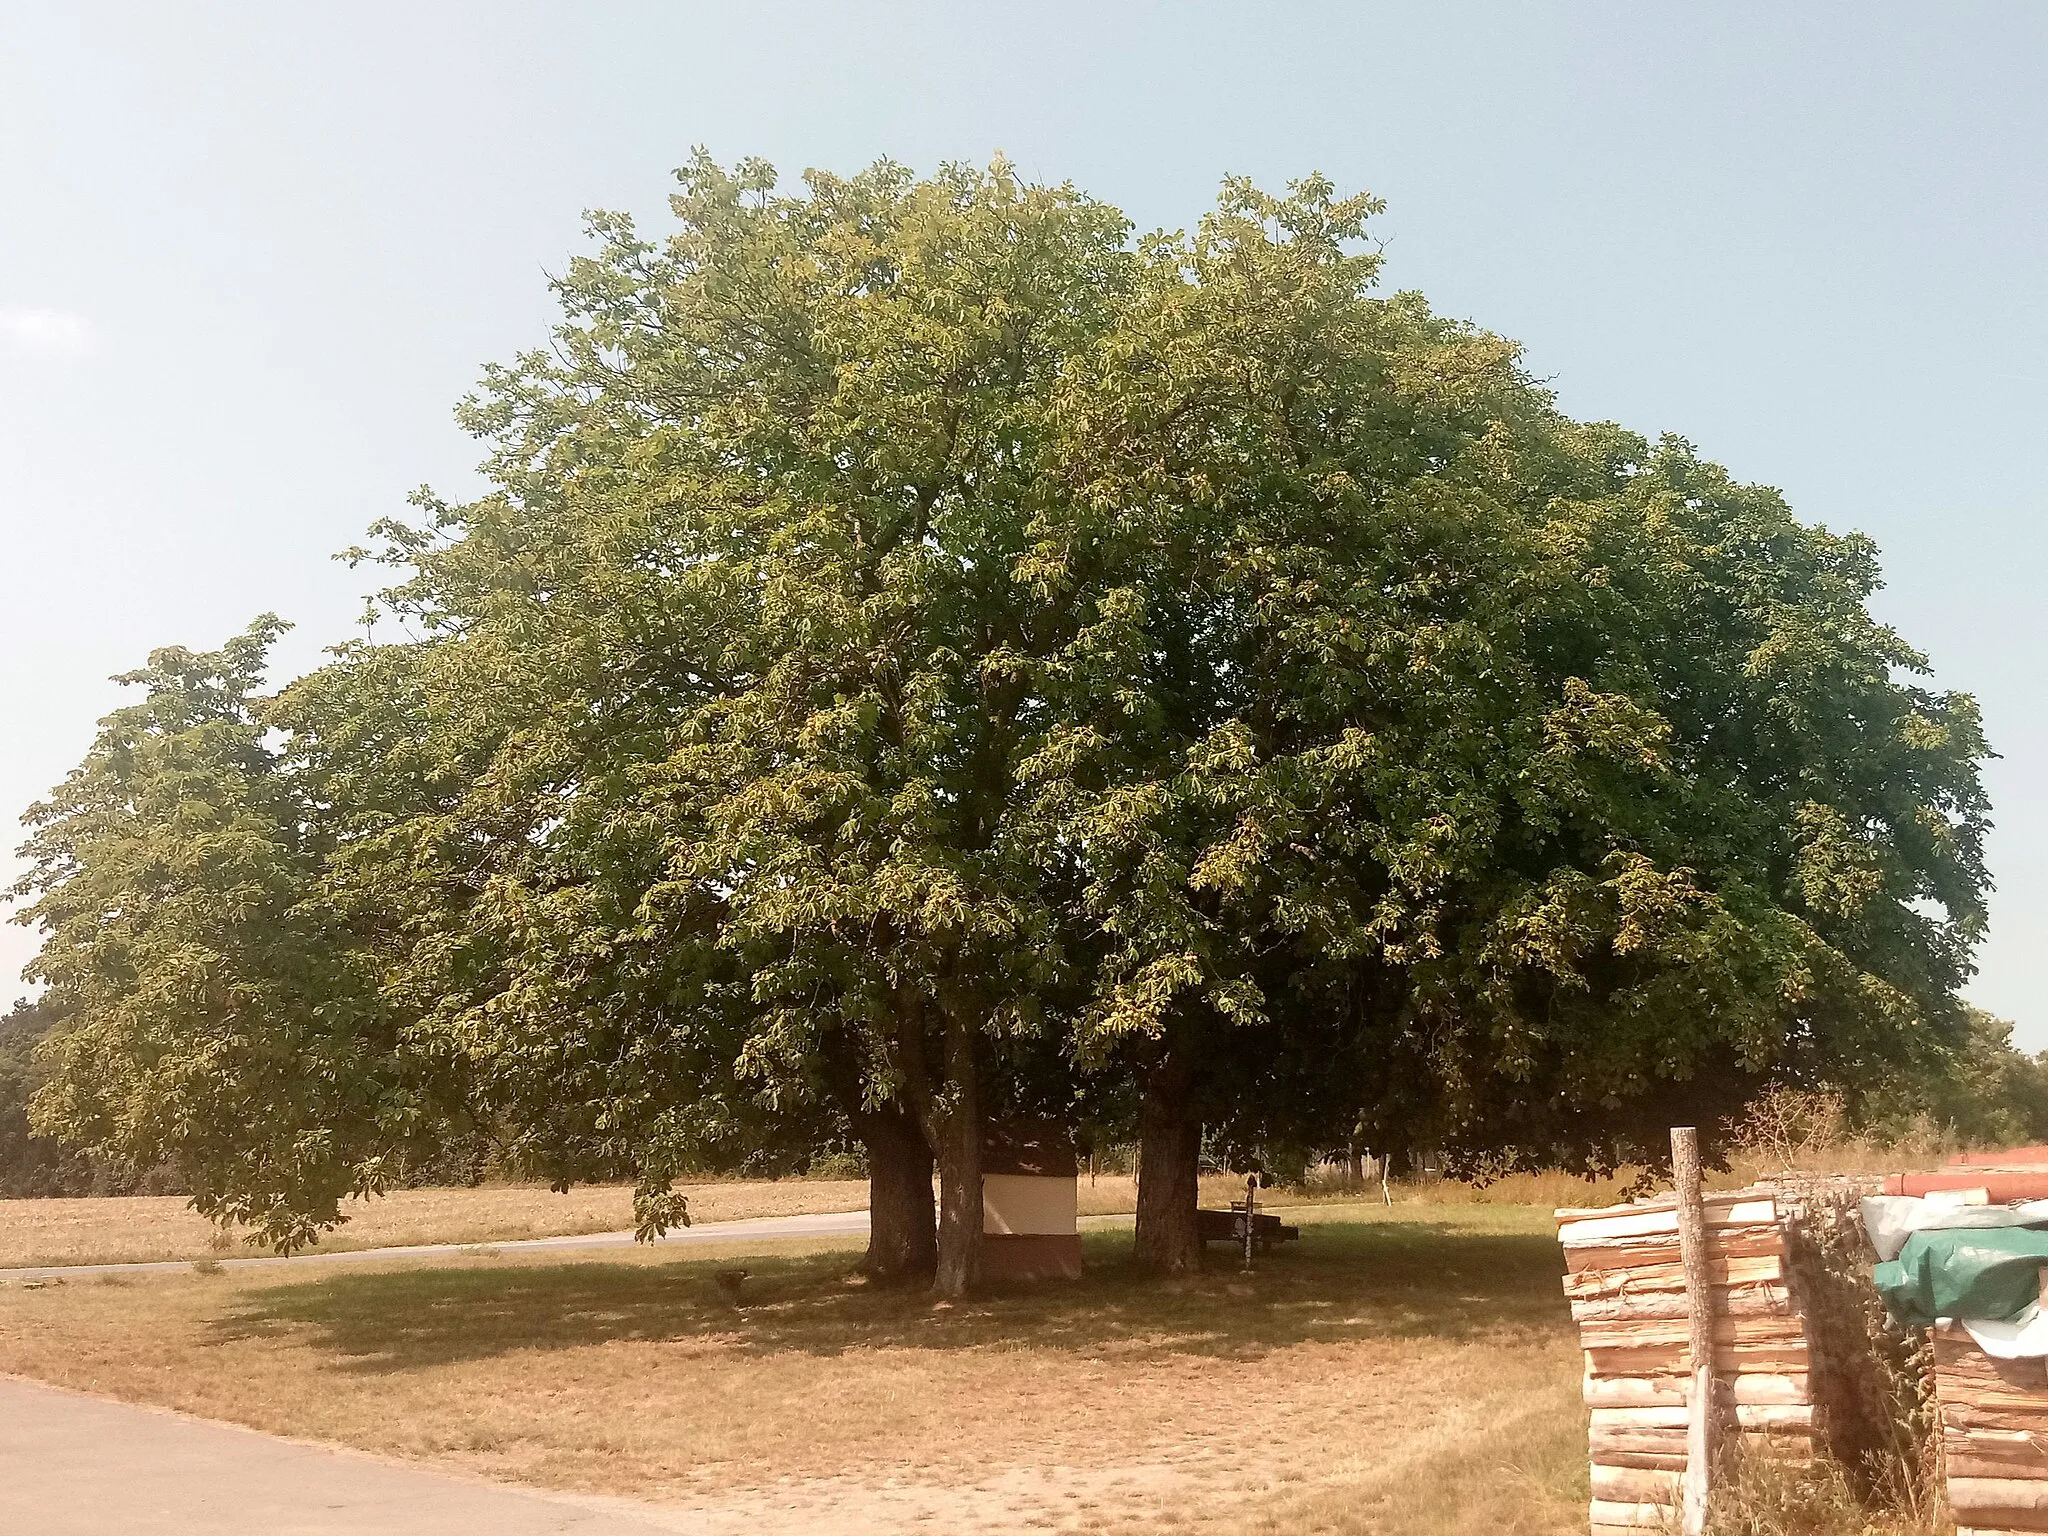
[0, 1376, 691, 1534]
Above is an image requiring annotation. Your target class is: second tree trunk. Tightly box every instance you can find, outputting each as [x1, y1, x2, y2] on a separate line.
[930, 1020, 983, 1299]
[1134, 1045, 1203, 1274]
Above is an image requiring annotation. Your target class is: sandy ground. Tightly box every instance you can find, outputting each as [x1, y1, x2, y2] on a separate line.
[0, 1204, 1588, 1536]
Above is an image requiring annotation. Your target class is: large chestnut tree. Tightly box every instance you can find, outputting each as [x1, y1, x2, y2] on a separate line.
[14, 157, 1991, 1288]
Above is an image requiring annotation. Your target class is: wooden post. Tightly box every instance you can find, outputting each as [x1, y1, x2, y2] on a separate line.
[1672, 1125, 1715, 1536]
[1241, 1173, 1259, 1269]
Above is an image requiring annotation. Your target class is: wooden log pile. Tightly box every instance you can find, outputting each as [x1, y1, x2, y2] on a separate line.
[1558, 1188, 1819, 1534]
[1931, 1320, 2048, 1536]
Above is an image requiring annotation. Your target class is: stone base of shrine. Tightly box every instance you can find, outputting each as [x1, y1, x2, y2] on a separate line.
[981, 1232, 1083, 1282]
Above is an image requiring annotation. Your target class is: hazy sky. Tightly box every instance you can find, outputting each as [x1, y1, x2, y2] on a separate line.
[5, 3, 2047, 1037]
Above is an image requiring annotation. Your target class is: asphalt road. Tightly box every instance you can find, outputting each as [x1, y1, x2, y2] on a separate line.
[0, 1208, 872, 1282]
[0, 1377, 696, 1534]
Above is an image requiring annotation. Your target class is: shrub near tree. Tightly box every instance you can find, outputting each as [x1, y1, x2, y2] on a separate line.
[10, 157, 1996, 1290]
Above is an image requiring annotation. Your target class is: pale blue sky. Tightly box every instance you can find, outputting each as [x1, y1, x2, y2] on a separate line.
[4, 3, 2046, 1038]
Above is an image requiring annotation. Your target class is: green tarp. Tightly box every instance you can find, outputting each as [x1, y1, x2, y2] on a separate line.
[1874, 1223, 2048, 1327]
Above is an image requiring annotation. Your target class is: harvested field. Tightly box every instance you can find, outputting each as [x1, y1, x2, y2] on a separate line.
[0, 1202, 1586, 1535]
[0, 1178, 870, 1270]
[0, 1170, 1581, 1271]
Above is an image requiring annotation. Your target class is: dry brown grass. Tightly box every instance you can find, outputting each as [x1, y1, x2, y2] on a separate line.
[1, 1136, 1921, 1273]
[0, 1202, 1588, 1535]
[1706, 1442, 1948, 1536]
[0, 1177, 870, 1270]
[7, 1175, 1303, 1269]
[1074, 1171, 1286, 1215]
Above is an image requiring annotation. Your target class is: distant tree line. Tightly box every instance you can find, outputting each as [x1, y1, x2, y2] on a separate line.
[7, 158, 1996, 1293]
[1870, 1008, 2048, 1150]
[0, 998, 95, 1197]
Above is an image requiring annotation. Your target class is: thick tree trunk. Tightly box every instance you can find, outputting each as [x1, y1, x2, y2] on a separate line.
[1134, 1045, 1202, 1275]
[858, 1105, 936, 1286]
[930, 1021, 983, 1300]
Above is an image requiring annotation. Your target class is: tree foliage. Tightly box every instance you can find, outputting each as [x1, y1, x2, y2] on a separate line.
[11, 156, 1996, 1282]
[0, 996, 96, 1196]
[1873, 1008, 2048, 1149]
[8, 624, 434, 1247]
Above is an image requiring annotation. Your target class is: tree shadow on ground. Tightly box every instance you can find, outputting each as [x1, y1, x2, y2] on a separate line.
[209, 1213, 1572, 1377]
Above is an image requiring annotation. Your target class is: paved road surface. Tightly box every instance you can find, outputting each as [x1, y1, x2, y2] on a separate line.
[0, 1208, 871, 1282]
[0, 1377, 694, 1534]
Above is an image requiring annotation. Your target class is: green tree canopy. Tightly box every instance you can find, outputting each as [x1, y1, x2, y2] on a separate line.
[14, 155, 1993, 1288]
[9, 622, 436, 1248]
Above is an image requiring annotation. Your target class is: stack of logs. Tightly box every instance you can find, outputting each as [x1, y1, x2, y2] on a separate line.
[1932, 1320, 2048, 1536]
[1558, 1187, 1820, 1534]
